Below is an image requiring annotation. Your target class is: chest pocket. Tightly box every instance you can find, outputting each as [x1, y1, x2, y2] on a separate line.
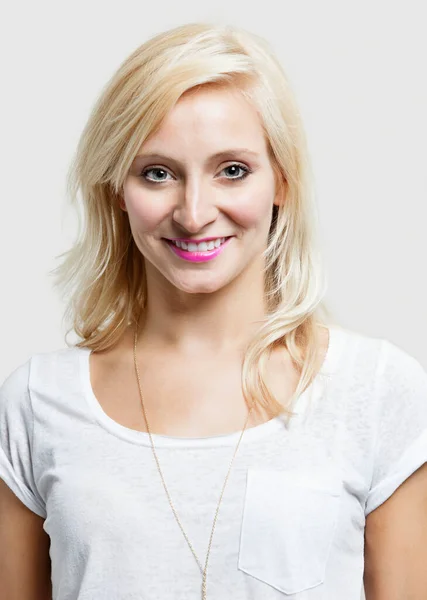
[238, 465, 342, 595]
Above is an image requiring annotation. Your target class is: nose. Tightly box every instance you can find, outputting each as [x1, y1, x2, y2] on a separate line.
[172, 177, 219, 233]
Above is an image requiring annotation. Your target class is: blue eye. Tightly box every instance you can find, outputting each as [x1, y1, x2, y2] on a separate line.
[141, 167, 173, 182]
[221, 164, 250, 180]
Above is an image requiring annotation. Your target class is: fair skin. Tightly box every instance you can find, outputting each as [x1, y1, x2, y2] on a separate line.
[363, 462, 427, 599]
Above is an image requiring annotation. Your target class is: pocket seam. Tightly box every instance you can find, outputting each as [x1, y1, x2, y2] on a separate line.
[238, 466, 342, 594]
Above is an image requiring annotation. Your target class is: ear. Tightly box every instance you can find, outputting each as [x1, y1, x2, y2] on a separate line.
[118, 193, 127, 212]
[273, 183, 286, 207]
[272, 169, 286, 207]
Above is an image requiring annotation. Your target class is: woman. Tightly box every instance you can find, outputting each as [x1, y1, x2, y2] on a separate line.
[1, 22, 426, 600]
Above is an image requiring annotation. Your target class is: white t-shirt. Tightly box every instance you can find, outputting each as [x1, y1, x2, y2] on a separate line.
[1, 324, 427, 599]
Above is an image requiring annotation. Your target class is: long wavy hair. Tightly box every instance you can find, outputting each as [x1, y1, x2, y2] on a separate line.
[50, 22, 336, 420]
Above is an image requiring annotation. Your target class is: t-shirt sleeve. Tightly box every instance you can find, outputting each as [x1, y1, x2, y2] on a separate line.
[0, 358, 47, 518]
[364, 338, 427, 516]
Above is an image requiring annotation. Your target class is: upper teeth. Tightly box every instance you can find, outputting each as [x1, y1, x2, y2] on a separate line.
[172, 237, 226, 251]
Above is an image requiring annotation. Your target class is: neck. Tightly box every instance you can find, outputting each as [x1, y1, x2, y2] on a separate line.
[139, 257, 268, 355]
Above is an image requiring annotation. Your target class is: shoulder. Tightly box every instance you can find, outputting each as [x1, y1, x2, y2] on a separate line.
[338, 326, 427, 454]
[325, 324, 383, 383]
[1, 346, 81, 412]
[376, 336, 426, 384]
[333, 324, 424, 366]
[1, 357, 31, 397]
[329, 324, 426, 396]
[373, 336, 427, 427]
[0, 357, 33, 428]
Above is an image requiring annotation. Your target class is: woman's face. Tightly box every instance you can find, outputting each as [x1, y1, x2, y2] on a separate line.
[121, 85, 280, 295]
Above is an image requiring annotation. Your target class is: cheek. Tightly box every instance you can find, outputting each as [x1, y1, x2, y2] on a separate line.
[124, 189, 169, 234]
[226, 184, 275, 230]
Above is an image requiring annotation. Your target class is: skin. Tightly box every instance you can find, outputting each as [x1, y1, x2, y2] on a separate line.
[363, 462, 427, 599]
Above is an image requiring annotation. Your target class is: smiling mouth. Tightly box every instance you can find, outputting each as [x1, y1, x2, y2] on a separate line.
[166, 237, 229, 252]
[162, 236, 233, 263]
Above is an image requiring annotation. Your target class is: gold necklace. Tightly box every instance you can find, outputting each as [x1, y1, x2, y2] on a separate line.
[132, 319, 253, 599]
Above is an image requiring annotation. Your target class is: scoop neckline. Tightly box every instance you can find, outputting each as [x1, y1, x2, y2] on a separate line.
[77, 325, 344, 448]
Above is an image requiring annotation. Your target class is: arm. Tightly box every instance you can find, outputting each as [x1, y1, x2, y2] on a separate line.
[0, 479, 52, 600]
[364, 462, 427, 600]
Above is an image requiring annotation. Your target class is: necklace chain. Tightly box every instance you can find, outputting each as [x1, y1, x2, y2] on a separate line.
[132, 319, 253, 599]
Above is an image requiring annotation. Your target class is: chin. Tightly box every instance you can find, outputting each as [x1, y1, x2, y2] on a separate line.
[172, 273, 232, 295]
[174, 281, 225, 295]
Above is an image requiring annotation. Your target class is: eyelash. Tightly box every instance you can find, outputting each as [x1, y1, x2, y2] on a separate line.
[140, 163, 252, 184]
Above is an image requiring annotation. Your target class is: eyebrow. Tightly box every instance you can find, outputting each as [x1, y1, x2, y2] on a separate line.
[133, 148, 260, 164]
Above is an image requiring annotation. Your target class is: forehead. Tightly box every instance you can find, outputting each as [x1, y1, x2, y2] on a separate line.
[140, 85, 268, 155]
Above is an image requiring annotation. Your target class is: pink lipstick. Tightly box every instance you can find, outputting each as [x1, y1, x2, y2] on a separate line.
[164, 236, 233, 263]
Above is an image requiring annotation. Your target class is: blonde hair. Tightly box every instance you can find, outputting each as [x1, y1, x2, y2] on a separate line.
[50, 22, 336, 420]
